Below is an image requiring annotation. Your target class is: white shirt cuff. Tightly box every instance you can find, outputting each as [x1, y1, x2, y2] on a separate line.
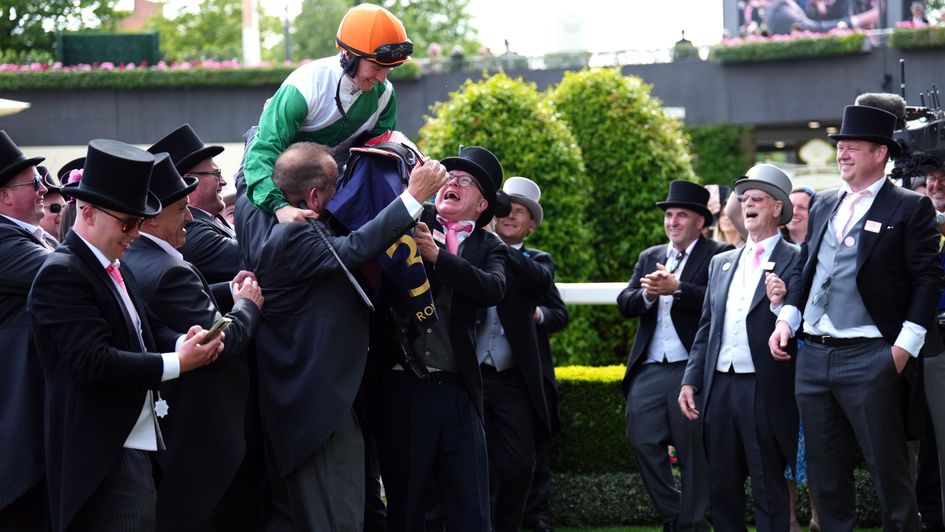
[536, 306, 545, 324]
[161, 352, 181, 382]
[399, 191, 424, 219]
[777, 305, 802, 335]
[895, 320, 926, 358]
[770, 303, 783, 317]
[643, 294, 656, 309]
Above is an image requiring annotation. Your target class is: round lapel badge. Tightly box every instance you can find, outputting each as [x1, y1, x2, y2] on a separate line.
[722, 262, 732, 272]
[844, 236, 855, 247]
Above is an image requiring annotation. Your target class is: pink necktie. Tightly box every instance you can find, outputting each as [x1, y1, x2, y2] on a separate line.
[835, 190, 872, 242]
[443, 220, 473, 255]
[744, 244, 764, 285]
[106, 263, 127, 294]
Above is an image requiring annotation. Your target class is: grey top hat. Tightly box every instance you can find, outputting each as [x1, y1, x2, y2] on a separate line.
[501, 176, 543, 226]
[733, 164, 794, 225]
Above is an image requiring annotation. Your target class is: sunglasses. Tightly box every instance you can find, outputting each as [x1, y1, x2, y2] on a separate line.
[47, 203, 65, 214]
[5, 175, 43, 191]
[84, 205, 145, 233]
[338, 38, 413, 66]
[187, 169, 224, 181]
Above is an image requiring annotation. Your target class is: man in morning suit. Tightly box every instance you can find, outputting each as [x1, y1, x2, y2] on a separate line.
[523, 280, 570, 532]
[122, 154, 264, 531]
[618, 180, 728, 532]
[27, 139, 225, 531]
[149, 124, 239, 284]
[0, 131, 53, 531]
[373, 146, 509, 532]
[237, 141, 447, 530]
[477, 176, 554, 531]
[679, 165, 801, 532]
[769, 105, 945, 531]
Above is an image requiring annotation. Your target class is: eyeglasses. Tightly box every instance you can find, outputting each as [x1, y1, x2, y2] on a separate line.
[447, 173, 482, 190]
[187, 169, 224, 181]
[737, 193, 773, 204]
[337, 38, 414, 66]
[4, 175, 42, 191]
[47, 203, 65, 214]
[84, 205, 145, 233]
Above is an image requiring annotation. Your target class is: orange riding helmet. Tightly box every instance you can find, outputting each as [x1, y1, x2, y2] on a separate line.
[335, 4, 413, 67]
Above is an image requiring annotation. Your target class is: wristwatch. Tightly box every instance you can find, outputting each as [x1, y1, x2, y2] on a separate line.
[672, 289, 683, 302]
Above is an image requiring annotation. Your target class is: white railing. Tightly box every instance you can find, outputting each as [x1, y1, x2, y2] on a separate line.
[557, 282, 625, 305]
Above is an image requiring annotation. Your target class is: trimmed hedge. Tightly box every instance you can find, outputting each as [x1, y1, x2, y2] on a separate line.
[0, 60, 421, 91]
[551, 366, 631, 474]
[549, 470, 881, 527]
[419, 72, 593, 284]
[549, 68, 697, 366]
[549, 365, 883, 527]
[888, 25, 945, 49]
[709, 32, 867, 63]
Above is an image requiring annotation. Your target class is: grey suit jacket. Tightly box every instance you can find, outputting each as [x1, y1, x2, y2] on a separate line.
[682, 237, 801, 460]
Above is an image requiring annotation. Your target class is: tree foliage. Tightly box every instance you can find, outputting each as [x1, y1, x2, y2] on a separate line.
[290, 0, 481, 60]
[549, 68, 697, 365]
[685, 123, 756, 185]
[0, 0, 126, 56]
[143, 0, 281, 62]
[292, 0, 353, 60]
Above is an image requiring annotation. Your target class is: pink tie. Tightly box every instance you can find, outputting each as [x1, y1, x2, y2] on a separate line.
[835, 190, 872, 242]
[744, 244, 765, 286]
[106, 263, 127, 294]
[443, 220, 473, 255]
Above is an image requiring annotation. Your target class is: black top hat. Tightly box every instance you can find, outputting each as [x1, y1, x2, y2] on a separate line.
[441, 146, 504, 228]
[0, 130, 44, 187]
[656, 180, 712, 225]
[148, 124, 224, 174]
[62, 139, 162, 218]
[828, 105, 902, 157]
[148, 152, 198, 208]
[36, 165, 64, 194]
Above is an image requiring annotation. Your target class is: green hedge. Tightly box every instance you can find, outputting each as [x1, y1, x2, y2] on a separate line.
[550, 470, 881, 527]
[552, 366, 632, 474]
[549, 365, 883, 527]
[888, 25, 945, 49]
[549, 68, 697, 366]
[0, 60, 420, 91]
[685, 123, 756, 186]
[709, 32, 867, 64]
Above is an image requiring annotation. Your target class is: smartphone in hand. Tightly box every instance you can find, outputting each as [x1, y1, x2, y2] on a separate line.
[199, 317, 232, 345]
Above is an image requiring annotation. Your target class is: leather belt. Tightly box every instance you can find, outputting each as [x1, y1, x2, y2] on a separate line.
[800, 333, 872, 347]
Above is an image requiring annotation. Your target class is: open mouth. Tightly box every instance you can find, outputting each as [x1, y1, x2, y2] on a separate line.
[745, 212, 758, 219]
[444, 191, 460, 201]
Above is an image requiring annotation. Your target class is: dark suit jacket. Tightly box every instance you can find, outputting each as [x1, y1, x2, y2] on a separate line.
[682, 238, 801, 462]
[784, 180, 944, 438]
[536, 281, 569, 435]
[0, 217, 52, 511]
[492, 246, 555, 440]
[785, 180, 945, 355]
[28, 231, 180, 532]
[618, 236, 733, 395]
[123, 236, 261, 531]
[237, 193, 418, 478]
[410, 205, 508, 418]
[179, 206, 240, 284]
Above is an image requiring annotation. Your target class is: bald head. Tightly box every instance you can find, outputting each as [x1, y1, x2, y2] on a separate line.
[272, 142, 337, 203]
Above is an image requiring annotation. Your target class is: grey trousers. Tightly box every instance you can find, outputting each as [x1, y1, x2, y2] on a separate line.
[266, 409, 365, 532]
[626, 361, 710, 531]
[923, 353, 945, 516]
[71, 448, 157, 532]
[797, 338, 919, 532]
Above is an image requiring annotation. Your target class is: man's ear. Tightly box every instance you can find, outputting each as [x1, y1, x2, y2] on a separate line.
[476, 198, 488, 216]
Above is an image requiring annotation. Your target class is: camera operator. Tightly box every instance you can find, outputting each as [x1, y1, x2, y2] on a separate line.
[917, 157, 945, 532]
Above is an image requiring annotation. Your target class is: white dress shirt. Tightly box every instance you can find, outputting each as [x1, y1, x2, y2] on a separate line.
[716, 233, 781, 373]
[643, 239, 697, 364]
